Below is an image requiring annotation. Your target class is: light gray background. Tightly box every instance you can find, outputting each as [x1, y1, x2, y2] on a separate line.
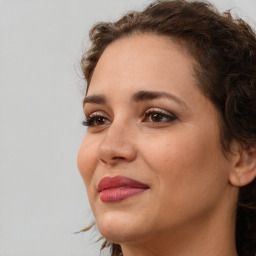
[0, 1, 255, 256]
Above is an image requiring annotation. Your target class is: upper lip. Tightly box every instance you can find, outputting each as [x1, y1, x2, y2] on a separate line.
[97, 175, 149, 192]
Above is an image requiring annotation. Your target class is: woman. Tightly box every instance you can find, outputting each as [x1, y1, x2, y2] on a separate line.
[77, 1, 256, 255]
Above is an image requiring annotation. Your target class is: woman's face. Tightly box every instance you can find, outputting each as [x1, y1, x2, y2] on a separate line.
[78, 34, 237, 245]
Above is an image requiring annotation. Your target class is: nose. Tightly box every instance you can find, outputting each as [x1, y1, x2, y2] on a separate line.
[97, 123, 137, 165]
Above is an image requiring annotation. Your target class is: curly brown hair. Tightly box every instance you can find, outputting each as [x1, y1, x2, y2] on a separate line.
[80, 1, 256, 255]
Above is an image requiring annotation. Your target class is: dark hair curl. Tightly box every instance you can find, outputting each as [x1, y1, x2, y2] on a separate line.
[80, 1, 256, 255]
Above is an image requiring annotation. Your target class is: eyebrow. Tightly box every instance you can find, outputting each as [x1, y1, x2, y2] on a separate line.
[132, 90, 188, 107]
[83, 94, 106, 105]
[83, 90, 188, 108]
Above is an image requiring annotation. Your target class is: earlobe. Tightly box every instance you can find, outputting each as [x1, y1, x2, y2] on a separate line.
[229, 144, 256, 187]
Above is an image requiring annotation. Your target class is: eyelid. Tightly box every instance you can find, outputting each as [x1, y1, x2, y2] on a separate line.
[145, 107, 177, 118]
[144, 107, 174, 115]
[89, 111, 106, 117]
[84, 110, 109, 118]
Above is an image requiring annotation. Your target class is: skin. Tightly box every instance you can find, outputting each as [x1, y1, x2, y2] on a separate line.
[77, 34, 241, 256]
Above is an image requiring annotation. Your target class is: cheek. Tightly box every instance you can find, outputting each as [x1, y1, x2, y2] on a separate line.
[136, 127, 231, 231]
[141, 125, 229, 205]
[142, 128, 211, 173]
[77, 136, 98, 189]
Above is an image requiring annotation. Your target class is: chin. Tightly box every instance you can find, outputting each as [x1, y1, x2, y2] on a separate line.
[95, 210, 147, 243]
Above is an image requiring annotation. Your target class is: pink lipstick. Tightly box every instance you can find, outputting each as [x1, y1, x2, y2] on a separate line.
[98, 176, 149, 203]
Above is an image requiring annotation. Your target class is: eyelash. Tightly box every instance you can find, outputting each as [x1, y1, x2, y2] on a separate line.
[82, 109, 177, 127]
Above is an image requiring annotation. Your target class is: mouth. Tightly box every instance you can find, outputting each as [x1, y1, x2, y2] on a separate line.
[98, 175, 150, 203]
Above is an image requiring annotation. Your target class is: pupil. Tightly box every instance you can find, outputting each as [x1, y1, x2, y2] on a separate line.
[152, 113, 162, 122]
[96, 117, 105, 125]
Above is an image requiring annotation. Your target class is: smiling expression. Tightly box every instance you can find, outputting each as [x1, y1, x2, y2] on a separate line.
[77, 34, 238, 246]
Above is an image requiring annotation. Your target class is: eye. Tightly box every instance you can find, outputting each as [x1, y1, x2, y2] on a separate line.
[143, 109, 176, 123]
[82, 113, 110, 127]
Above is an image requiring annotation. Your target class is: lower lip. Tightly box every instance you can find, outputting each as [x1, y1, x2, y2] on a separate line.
[99, 187, 148, 203]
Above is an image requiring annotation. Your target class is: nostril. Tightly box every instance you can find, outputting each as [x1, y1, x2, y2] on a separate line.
[100, 158, 108, 164]
[113, 156, 126, 160]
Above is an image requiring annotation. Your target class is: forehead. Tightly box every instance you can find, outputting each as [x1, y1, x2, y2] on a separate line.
[87, 34, 199, 99]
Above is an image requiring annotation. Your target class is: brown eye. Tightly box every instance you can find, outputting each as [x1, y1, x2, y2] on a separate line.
[82, 115, 110, 127]
[94, 116, 107, 126]
[151, 113, 164, 122]
[143, 109, 176, 123]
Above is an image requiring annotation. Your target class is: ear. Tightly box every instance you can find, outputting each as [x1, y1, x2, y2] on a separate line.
[229, 144, 256, 187]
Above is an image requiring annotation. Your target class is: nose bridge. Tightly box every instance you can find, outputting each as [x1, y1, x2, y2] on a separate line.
[97, 119, 136, 165]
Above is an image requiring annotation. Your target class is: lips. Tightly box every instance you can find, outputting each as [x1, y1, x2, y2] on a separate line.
[98, 176, 149, 203]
